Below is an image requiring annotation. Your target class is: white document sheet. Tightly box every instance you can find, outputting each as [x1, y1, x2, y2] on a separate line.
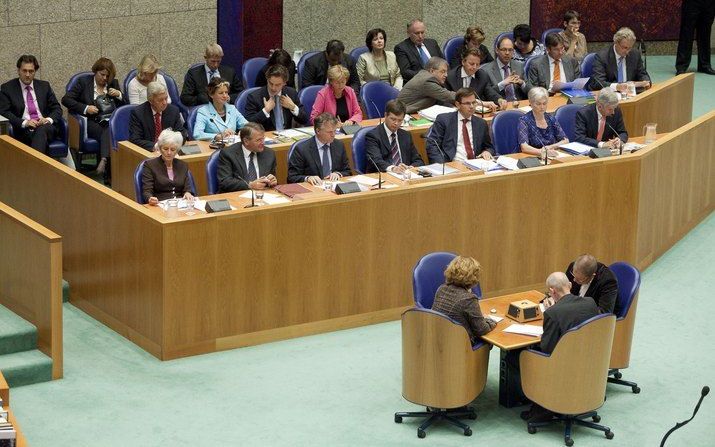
[503, 324, 543, 337]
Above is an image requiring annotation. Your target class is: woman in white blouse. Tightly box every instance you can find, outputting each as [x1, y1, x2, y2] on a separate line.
[127, 54, 170, 105]
[356, 28, 403, 90]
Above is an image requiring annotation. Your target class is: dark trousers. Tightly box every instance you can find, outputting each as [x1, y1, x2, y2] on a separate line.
[86, 119, 111, 159]
[16, 123, 57, 154]
[676, 0, 715, 70]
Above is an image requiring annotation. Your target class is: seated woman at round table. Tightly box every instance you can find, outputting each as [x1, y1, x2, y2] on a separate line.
[518, 87, 568, 158]
[142, 129, 195, 205]
[127, 54, 171, 105]
[356, 27, 403, 89]
[309, 65, 362, 125]
[192, 77, 248, 141]
[431, 256, 497, 344]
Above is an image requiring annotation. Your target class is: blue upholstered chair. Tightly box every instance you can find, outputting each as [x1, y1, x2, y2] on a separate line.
[520, 314, 617, 445]
[6, 118, 69, 159]
[554, 104, 584, 141]
[494, 32, 514, 50]
[287, 140, 301, 166]
[297, 85, 322, 118]
[349, 46, 368, 61]
[580, 53, 597, 79]
[206, 149, 222, 195]
[235, 87, 261, 116]
[65, 72, 100, 166]
[413, 252, 482, 309]
[242, 57, 268, 89]
[607, 261, 642, 394]
[491, 110, 525, 155]
[186, 106, 200, 139]
[541, 28, 564, 44]
[442, 36, 465, 65]
[134, 159, 197, 204]
[296, 51, 320, 89]
[394, 307, 490, 438]
[523, 56, 536, 80]
[108, 105, 135, 151]
[350, 126, 374, 174]
[359, 81, 400, 119]
[122, 70, 187, 119]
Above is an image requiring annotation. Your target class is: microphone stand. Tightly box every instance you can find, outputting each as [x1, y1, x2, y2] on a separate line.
[660, 386, 709, 446]
[365, 154, 383, 189]
[369, 100, 383, 126]
[209, 117, 230, 149]
[234, 173, 257, 208]
[529, 120, 549, 165]
[473, 89, 486, 118]
[424, 136, 448, 176]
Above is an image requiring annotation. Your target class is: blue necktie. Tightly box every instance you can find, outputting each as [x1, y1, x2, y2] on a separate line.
[274, 95, 284, 131]
[321, 144, 331, 178]
[247, 152, 257, 181]
[418, 45, 429, 66]
[617, 57, 625, 83]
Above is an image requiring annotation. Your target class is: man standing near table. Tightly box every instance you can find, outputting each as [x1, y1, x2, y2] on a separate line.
[217, 122, 277, 192]
[565, 254, 620, 314]
[675, 0, 715, 75]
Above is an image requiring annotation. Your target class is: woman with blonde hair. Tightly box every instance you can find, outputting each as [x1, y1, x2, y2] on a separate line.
[127, 54, 171, 105]
[309, 65, 362, 125]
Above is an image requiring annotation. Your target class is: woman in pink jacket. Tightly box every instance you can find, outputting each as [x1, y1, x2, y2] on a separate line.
[309, 65, 363, 125]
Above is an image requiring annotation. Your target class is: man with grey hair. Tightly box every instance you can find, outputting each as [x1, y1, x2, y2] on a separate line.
[180, 43, 244, 106]
[565, 254, 620, 314]
[394, 19, 444, 83]
[217, 122, 277, 192]
[573, 88, 628, 151]
[590, 27, 650, 92]
[397, 57, 455, 113]
[129, 81, 187, 151]
[287, 113, 351, 185]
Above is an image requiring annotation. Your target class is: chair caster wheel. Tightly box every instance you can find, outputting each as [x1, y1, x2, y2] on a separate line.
[528, 426, 537, 434]
[417, 428, 426, 438]
[468, 412, 477, 420]
[394, 415, 402, 423]
[632, 386, 641, 394]
[464, 427, 472, 436]
[565, 437, 574, 446]
[614, 371, 622, 379]
[592, 415, 601, 422]
[605, 430, 614, 439]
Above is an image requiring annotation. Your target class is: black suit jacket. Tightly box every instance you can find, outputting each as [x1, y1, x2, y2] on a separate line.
[301, 52, 360, 93]
[61, 76, 126, 117]
[425, 111, 494, 163]
[540, 294, 601, 354]
[141, 156, 192, 202]
[444, 66, 501, 102]
[217, 142, 277, 192]
[180, 64, 244, 107]
[129, 102, 188, 150]
[394, 38, 444, 83]
[0, 78, 62, 130]
[364, 125, 424, 172]
[287, 137, 351, 183]
[566, 261, 620, 314]
[573, 103, 628, 147]
[591, 46, 650, 89]
[243, 86, 308, 131]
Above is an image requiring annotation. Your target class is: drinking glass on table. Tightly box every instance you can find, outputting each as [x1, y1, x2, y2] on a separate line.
[185, 195, 196, 215]
[255, 190, 265, 204]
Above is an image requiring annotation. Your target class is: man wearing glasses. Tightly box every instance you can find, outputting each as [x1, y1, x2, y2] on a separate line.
[481, 36, 530, 101]
[565, 254, 620, 314]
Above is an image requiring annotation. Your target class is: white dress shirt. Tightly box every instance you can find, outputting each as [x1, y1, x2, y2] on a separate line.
[19, 80, 50, 126]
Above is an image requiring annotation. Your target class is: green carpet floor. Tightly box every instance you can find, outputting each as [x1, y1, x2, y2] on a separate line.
[9, 55, 715, 446]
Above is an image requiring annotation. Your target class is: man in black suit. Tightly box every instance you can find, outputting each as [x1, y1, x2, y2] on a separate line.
[245, 65, 308, 131]
[394, 19, 444, 83]
[0, 55, 62, 155]
[445, 47, 506, 111]
[301, 40, 360, 93]
[129, 81, 188, 151]
[566, 254, 620, 314]
[590, 27, 651, 92]
[287, 113, 351, 184]
[180, 43, 244, 107]
[574, 87, 628, 151]
[676, 0, 715, 75]
[217, 122, 277, 193]
[364, 99, 424, 173]
[425, 88, 494, 163]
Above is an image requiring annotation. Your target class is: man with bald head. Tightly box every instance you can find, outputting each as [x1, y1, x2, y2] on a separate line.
[394, 19, 444, 83]
[565, 254, 620, 314]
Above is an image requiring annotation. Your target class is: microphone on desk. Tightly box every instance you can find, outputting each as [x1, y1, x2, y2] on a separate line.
[423, 135, 448, 176]
[590, 78, 626, 155]
[659, 386, 709, 447]
[369, 100, 383, 125]
[365, 153, 383, 189]
[233, 172, 258, 208]
[209, 116, 231, 149]
[473, 88, 486, 118]
[527, 120, 551, 166]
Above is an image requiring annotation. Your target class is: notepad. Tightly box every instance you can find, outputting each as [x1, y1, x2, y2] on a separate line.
[559, 142, 593, 155]
[503, 324, 543, 337]
[419, 163, 459, 176]
[351, 175, 381, 186]
[463, 159, 497, 171]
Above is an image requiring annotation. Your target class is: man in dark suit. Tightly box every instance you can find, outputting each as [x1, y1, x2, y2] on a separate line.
[445, 47, 505, 111]
[590, 27, 651, 92]
[217, 122, 277, 193]
[573, 87, 628, 151]
[0, 55, 63, 155]
[129, 81, 188, 151]
[287, 113, 351, 184]
[481, 36, 530, 101]
[245, 65, 308, 131]
[180, 43, 244, 107]
[394, 19, 444, 84]
[301, 40, 360, 93]
[676, 0, 715, 75]
[527, 33, 581, 93]
[425, 88, 494, 163]
[566, 254, 620, 314]
[364, 99, 424, 173]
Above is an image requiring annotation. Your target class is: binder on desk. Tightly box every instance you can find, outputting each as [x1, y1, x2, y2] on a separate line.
[274, 183, 311, 198]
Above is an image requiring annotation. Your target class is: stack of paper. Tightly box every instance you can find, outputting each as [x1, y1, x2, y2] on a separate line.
[239, 191, 291, 205]
[418, 105, 456, 121]
[419, 163, 459, 176]
[463, 159, 498, 171]
[496, 156, 520, 171]
[387, 170, 418, 180]
[274, 129, 313, 141]
[559, 142, 593, 155]
[351, 175, 381, 187]
[503, 324, 543, 337]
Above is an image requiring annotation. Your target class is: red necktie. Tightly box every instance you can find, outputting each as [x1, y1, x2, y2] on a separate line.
[154, 113, 162, 142]
[596, 116, 605, 142]
[462, 119, 475, 159]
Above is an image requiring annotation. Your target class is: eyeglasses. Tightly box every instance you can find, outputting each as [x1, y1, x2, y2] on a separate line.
[459, 101, 479, 106]
[498, 48, 515, 53]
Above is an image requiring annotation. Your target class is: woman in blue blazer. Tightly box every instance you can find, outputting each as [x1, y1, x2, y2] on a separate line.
[193, 77, 248, 141]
